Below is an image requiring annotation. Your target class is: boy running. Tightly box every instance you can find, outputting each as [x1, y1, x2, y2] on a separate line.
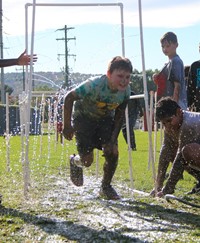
[63, 56, 133, 200]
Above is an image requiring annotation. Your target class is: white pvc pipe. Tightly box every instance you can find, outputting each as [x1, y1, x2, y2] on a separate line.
[119, 3, 125, 56]
[130, 94, 145, 99]
[39, 94, 45, 157]
[25, 2, 125, 59]
[47, 98, 51, 159]
[23, 0, 37, 198]
[125, 105, 134, 189]
[54, 99, 58, 145]
[26, 3, 123, 7]
[149, 91, 154, 170]
[5, 93, 9, 135]
[125, 94, 145, 189]
[5, 93, 10, 172]
[154, 92, 158, 163]
[138, 0, 156, 183]
[25, 1, 125, 186]
[19, 93, 25, 167]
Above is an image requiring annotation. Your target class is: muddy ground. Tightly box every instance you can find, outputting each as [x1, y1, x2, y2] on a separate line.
[1, 173, 199, 243]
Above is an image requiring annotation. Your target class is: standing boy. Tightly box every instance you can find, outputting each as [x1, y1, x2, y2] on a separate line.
[150, 32, 194, 196]
[63, 56, 133, 200]
[152, 32, 187, 108]
[154, 97, 200, 196]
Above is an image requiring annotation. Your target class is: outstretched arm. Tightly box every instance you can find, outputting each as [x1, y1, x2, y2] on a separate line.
[0, 50, 37, 68]
[150, 132, 178, 197]
[158, 152, 185, 197]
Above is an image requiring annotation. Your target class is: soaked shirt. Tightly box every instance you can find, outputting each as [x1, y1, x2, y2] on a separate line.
[73, 75, 130, 120]
[162, 110, 200, 194]
[178, 110, 200, 149]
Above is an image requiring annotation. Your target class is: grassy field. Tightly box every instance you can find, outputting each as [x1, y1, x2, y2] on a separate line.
[0, 130, 199, 242]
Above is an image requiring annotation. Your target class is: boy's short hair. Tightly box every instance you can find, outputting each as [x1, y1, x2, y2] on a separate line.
[156, 97, 180, 121]
[160, 32, 178, 44]
[107, 56, 133, 74]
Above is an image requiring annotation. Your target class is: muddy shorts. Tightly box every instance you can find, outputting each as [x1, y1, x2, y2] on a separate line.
[73, 115, 114, 155]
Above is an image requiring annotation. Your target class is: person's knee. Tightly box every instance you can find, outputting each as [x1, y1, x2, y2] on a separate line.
[182, 144, 192, 161]
[81, 153, 93, 167]
[104, 150, 118, 164]
[182, 143, 200, 171]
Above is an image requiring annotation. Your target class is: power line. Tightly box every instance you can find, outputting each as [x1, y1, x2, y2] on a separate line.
[56, 25, 76, 88]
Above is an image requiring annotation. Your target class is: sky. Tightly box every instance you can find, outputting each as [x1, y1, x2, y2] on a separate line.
[2, 0, 200, 75]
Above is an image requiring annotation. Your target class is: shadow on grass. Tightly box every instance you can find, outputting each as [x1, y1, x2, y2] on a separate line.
[100, 198, 200, 230]
[0, 205, 145, 243]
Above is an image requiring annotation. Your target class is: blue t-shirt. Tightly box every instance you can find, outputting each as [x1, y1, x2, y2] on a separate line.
[165, 55, 187, 110]
[73, 75, 130, 120]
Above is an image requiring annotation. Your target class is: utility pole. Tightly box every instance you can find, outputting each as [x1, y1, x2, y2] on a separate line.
[56, 25, 76, 88]
[0, 0, 5, 103]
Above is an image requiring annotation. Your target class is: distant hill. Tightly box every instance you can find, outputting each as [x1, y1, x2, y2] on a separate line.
[4, 71, 103, 96]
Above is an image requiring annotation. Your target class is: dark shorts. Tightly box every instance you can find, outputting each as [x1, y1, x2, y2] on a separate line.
[73, 115, 114, 155]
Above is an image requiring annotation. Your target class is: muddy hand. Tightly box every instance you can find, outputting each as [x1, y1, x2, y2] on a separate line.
[62, 126, 74, 141]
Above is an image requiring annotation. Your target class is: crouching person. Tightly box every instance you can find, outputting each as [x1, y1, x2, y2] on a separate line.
[152, 97, 200, 197]
[62, 56, 133, 200]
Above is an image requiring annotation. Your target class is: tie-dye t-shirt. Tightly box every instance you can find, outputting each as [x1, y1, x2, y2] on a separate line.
[73, 75, 130, 120]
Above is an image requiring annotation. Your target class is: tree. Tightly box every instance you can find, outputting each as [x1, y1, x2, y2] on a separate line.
[0, 84, 14, 103]
[130, 69, 157, 108]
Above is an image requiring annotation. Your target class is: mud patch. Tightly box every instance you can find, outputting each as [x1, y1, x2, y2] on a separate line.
[7, 175, 198, 242]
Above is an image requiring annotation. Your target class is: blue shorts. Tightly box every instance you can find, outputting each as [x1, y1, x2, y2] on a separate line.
[73, 115, 114, 155]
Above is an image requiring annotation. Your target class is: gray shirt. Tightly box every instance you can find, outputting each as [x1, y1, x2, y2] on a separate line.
[165, 55, 187, 110]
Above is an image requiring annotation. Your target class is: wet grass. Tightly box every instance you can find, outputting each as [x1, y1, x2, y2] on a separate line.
[0, 130, 199, 242]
